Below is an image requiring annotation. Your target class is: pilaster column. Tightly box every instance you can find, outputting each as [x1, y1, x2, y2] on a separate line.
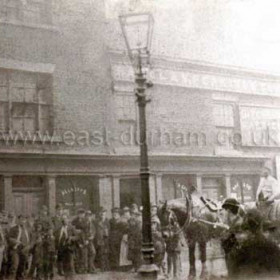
[225, 174, 231, 197]
[3, 175, 13, 213]
[112, 175, 120, 208]
[196, 174, 203, 193]
[155, 174, 163, 203]
[98, 175, 113, 216]
[45, 176, 56, 216]
[149, 175, 156, 205]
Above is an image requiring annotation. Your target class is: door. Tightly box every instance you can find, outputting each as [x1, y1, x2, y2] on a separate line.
[13, 192, 45, 217]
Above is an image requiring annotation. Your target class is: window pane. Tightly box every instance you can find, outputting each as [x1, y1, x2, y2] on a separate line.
[40, 105, 49, 119]
[0, 70, 7, 86]
[0, 103, 8, 131]
[12, 104, 25, 117]
[12, 87, 25, 102]
[214, 103, 234, 127]
[0, 68, 53, 133]
[11, 71, 36, 85]
[39, 88, 51, 104]
[12, 119, 23, 132]
[40, 118, 49, 133]
[24, 118, 36, 132]
[216, 127, 234, 149]
[25, 88, 37, 103]
[25, 105, 36, 118]
[0, 87, 8, 101]
[213, 104, 223, 126]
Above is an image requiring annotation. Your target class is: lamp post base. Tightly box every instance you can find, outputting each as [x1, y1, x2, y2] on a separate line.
[137, 264, 159, 279]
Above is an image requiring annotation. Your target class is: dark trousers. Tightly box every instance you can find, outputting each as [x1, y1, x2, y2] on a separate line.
[131, 249, 142, 271]
[42, 251, 55, 279]
[57, 248, 75, 278]
[96, 245, 109, 272]
[109, 243, 121, 270]
[9, 248, 29, 280]
[74, 245, 86, 273]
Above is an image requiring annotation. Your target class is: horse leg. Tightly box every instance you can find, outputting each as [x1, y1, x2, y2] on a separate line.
[199, 242, 208, 280]
[188, 241, 196, 280]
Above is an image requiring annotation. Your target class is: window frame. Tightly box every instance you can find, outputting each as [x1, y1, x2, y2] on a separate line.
[0, 69, 53, 134]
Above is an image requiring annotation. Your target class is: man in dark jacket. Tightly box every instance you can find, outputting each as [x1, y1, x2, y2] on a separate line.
[128, 208, 142, 272]
[55, 214, 78, 280]
[71, 209, 87, 274]
[109, 208, 126, 270]
[229, 209, 280, 279]
[8, 215, 32, 280]
[94, 208, 110, 272]
[84, 211, 96, 273]
[221, 198, 245, 278]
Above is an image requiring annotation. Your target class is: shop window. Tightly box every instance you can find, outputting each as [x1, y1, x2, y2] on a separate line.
[162, 175, 196, 201]
[230, 175, 259, 203]
[202, 177, 225, 201]
[56, 177, 97, 215]
[120, 178, 141, 208]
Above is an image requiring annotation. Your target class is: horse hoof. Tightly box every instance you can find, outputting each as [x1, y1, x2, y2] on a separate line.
[188, 275, 196, 280]
[200, 274, 208, 280]
[199, 271, 209, 280]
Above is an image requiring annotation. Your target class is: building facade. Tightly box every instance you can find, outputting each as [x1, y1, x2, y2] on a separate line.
[0, 0, 279, 217]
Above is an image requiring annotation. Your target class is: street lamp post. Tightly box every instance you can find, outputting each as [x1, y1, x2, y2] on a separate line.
[119, 13, 158, 278]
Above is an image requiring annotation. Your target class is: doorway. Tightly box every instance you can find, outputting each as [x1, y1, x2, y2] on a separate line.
[13, 192, 45, 217]
[12, 176, 45, 217]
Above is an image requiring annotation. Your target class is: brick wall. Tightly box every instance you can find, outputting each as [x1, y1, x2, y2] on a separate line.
[0, 0, 113, 153]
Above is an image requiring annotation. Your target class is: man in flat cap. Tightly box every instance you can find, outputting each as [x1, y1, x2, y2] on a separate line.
[72, 209, 87, 274]
[221, 198, 245, 278]
[55, 214, 79, 280]
[94, 207, 109, 271]
[109, 208, 126, 270]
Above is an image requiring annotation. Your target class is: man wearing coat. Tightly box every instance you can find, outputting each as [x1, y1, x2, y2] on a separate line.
[8, 215, 32, 280]
[94, 208, 110, 272]
[84, 211, 96, 273]
[55, 214, 78, 280]
[109, 208, 126, 270]
[71, 209, 87, 274]
[52, 204, 64, 276]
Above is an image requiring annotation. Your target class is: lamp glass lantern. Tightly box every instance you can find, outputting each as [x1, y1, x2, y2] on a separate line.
[119, 13, 154, 73]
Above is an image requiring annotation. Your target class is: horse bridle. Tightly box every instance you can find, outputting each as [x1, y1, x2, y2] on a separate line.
[161, 194, 193, 237]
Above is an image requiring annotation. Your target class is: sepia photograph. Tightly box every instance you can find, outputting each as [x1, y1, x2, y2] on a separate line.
[1, 0, 280, 279]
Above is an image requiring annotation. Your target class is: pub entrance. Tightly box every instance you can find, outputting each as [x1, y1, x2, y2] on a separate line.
[56, 176, 99, 215]
[12, 176, 45, 217]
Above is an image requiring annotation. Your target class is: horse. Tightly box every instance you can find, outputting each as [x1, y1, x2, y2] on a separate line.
[157, 189, 225, 280]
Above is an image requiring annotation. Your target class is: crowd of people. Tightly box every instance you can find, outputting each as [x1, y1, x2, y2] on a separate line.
[0, 202, 182, 280]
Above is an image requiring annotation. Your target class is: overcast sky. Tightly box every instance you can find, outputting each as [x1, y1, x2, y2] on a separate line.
[107, 0, 280, 73]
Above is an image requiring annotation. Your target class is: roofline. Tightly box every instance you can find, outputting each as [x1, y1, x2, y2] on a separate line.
[109, 49, 280, 82]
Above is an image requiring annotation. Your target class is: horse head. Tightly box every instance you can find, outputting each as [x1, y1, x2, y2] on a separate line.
[157, 200, 172, 228]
